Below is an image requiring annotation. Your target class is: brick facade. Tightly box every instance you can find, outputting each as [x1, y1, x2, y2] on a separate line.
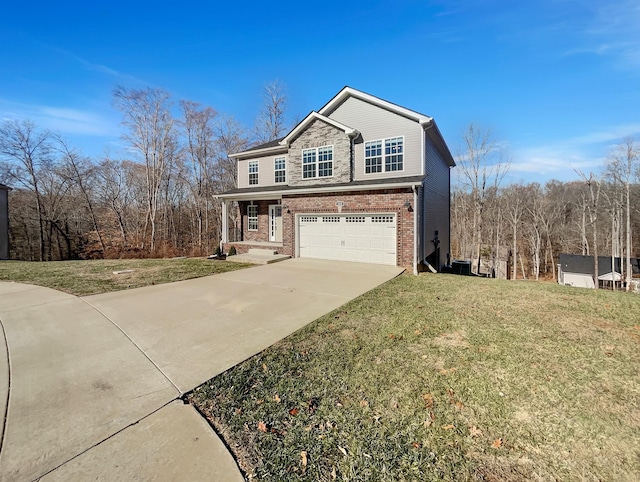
[226, 189, 415, 269]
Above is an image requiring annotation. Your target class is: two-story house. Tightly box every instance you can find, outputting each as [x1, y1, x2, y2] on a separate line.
[218, 87, 455, 274]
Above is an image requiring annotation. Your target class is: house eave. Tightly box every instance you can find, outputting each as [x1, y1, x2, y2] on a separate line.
[230, 144, 288, 159]
[217, 180, 423, 201]
[280, 111, 359, 145]
[319, 86, 434, 126]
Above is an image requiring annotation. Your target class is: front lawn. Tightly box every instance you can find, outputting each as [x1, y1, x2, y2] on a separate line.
[189, 275, 640, 481]
[0, 257, 250, 296]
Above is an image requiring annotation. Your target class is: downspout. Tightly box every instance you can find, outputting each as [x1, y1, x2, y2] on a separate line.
[413, 185, 418, 275]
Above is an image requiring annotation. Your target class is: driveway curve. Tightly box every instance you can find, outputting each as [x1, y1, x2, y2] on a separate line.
[0, 259, 402, 481]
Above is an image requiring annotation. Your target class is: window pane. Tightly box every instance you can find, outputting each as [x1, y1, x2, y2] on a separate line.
[274, 157, 285, 183]
[365, 140, 383, 174]
[303, 163, 316, 178]
[249, 160, 259, 184]
[248, 205, 258, 230]
[384, 137, 403, 171]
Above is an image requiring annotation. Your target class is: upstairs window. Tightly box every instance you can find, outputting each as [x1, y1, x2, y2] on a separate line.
[365, 136, 404, 173]
[274, 157, 286, 183]
[302, 146, 333, 179]
[365, 140, 383, 173]
[302, 148, 317, 179]
[248, 160, 259, 185]
[317, 146, 333, 177]
[385, 137, 403, 171]
[247, 204, 258, 230]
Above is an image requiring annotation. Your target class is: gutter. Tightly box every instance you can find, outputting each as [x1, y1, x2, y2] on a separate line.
[216, 180, 423, 201]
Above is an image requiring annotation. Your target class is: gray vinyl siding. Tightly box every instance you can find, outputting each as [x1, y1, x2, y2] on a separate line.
[237, 154, 288, 189]
[326, 97, 423, 181]
[422, 134, 451, 269]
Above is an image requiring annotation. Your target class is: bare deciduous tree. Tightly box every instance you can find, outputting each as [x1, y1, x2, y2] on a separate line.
[456, 124, 510, 274]
[0, 120, 51, 260]
[254, 80, 288, 144]
[607, 137, 639, 291]
[113, 86, 176, 253]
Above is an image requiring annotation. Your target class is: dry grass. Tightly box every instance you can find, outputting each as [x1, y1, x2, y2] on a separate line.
[0, 257, 250, 295]
[189, 274, 640, 481]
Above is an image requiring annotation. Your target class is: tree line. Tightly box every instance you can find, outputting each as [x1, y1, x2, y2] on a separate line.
[0, 82, 288, 261]
[2, 85, 638, 288]
[452, 125, 640, 289]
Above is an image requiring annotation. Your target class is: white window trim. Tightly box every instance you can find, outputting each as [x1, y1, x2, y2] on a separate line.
[364, 136, 404, 174]
[248, 160, 259, 185]
[247, 204, 258, 231]
[274, 157, 286, 184]
[302, 145, 334, 180]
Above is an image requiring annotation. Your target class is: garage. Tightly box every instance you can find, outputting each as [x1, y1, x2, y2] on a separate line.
[298, 213, 397, 265]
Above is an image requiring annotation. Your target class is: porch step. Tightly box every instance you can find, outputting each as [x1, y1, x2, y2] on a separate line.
[248, 248, 279, 256]
[227, 252, 291, 265]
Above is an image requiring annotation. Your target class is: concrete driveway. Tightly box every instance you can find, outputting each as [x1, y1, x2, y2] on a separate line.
[0, 258, 402, 481]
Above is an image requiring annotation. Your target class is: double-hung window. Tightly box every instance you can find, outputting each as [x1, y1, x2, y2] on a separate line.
[302, 145, 333, 179]
[365, 136, 404, 173]
[247, 205, 258, 231]
[248, 160, 259, 185]
[365, 140, 383, 173]
[274, 157, 286, 183]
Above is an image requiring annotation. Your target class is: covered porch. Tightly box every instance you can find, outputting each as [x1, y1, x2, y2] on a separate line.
[219, 194, 287, 256]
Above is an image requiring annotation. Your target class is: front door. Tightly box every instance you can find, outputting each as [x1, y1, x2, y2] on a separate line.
[269, 205, 283, 242]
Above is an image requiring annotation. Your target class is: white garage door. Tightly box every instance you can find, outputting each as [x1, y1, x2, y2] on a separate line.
[298, 214, 397, 265]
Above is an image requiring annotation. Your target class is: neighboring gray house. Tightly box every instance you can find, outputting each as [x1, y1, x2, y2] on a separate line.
[219, 87, 455, 274]
[558, 254, 640, 289]
[0, 184, 10, 260]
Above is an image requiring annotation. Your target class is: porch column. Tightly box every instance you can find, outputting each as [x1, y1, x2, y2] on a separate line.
[221, 199, 228, 245]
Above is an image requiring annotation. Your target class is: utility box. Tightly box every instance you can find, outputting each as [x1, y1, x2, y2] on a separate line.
[0, 184, 10, 260]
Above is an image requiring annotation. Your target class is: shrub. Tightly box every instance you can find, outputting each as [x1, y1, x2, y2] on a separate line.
[228, 246, 236, 256]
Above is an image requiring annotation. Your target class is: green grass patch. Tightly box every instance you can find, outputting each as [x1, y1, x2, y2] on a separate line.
[189, 275, 640, 481]
[0, 258, 251, 296]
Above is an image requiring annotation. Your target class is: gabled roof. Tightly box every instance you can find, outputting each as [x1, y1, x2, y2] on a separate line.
[280, 111, 358, 144]
[230, 86, 455, 167]
[319, 86, 455, 167]
[231, 112, 358, 159]
[558, 254, 636, 276]
[319, 86, 433, 126]
[0, 183, 11, 191]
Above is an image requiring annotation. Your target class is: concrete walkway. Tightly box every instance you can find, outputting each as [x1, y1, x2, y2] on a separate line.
[0, 259, 402, 481]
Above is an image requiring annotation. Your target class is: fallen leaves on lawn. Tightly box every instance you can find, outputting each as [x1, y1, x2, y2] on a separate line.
[262, 363, 268, 373]
[338, 446, 348, 456]
[289, 407, 299, 416]
[360, 400, 369, 407]
[257, 421, 268, 433]
[442, 424, 455, 430]
[469, 426, 483, 437]
[300, 451, 308, 467]
[274, 394, 281, 403]
[422, 393, 434, 409]
[492, 438, 503, 448]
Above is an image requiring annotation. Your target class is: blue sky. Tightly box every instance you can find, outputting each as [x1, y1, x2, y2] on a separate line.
[1, 0, 639, 184]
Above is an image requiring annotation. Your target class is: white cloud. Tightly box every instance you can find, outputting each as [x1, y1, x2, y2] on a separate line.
[508, 123, 640, 182]
[0, 99, 119, 137]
